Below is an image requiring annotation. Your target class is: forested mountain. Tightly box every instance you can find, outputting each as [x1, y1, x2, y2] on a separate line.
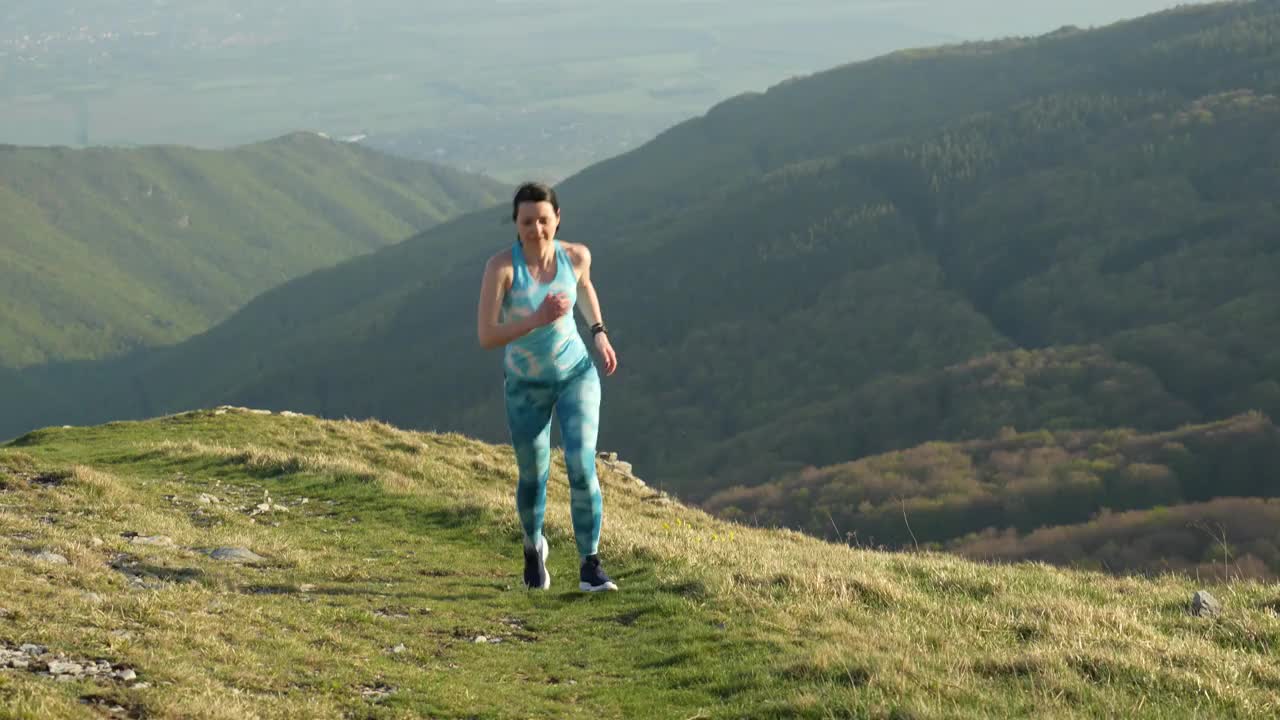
[0, 132, 505, 366]
[4, 2, 1279, 581]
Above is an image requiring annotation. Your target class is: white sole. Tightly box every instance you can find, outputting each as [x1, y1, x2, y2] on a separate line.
[539, 538, 551, 590]
[579, 581, 618, 592]
[526, 538, 551, 590]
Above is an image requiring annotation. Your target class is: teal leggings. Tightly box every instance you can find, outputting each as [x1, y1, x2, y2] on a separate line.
[505, 357, 602, 559]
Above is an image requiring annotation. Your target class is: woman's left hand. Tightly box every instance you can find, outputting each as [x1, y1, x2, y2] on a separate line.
[594, 332, 618, 376]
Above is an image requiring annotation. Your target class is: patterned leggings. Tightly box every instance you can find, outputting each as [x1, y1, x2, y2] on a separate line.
[504, 357, 602, 559]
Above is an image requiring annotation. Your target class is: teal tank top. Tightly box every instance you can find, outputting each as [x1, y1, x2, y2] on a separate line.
[501, 240, 590, 381]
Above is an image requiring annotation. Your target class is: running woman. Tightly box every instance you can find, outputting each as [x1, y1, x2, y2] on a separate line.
[476, 182, 620, 592]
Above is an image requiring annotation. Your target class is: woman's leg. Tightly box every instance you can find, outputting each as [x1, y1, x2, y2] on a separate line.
[556, 363, 603, 559]
[505, 377, 557, 550]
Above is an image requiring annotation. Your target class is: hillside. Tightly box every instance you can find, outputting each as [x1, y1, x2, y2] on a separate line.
[0, 132, 505, 366]
[3, 1, 1280, 536]
[1, 409, 1277, 718]
[705, 412, 1280, 578]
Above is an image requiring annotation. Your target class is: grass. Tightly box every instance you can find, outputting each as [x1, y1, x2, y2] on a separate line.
[0, 409, 1277, 718]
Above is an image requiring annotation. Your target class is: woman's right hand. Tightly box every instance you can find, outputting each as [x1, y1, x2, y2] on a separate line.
[534, 292, 572, 327]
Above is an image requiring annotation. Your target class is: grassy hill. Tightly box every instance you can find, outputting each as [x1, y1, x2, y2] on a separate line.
[1, 409, 1277, 718]
[0, 132, 505, 366]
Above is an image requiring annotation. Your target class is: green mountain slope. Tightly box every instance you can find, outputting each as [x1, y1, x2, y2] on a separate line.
[4, 1, 1280, 514]
[1, 410, 1277, 718]
[0, 132, 505, 366]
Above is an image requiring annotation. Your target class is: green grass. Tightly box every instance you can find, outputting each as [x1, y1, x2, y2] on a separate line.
[1, 410, 1277, 718]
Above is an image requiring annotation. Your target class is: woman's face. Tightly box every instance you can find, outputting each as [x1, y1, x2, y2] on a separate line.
[516, 201, 560, 245]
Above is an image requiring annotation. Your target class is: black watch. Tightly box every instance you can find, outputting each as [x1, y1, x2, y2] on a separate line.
[590, 323, 608, 336]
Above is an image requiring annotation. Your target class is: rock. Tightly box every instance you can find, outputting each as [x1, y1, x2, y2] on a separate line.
[32, 551, 68, 565]
[116, 668, 137, 681]
[391, 643, 406, 654]
[1191, 591, 1222, 618]
[209, 547, 265, 563]
[129, 535, 175, 547]
[0, 607, 11, 618]
[299, 584, 316, 593]
[473, 635, 489, 644]
[280, 411, 303, 418]
[90, 537, 105, 547]
[198, 493, 220, 504]
[20, 643, 47, 656]
[48, 660, 83, 675]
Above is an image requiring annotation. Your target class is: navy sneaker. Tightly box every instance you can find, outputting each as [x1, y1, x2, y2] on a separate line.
[579, 554, 618, 592]
[523, 537, 550, 590]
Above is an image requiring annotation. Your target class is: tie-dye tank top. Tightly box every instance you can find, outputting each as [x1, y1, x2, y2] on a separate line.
[501, 240, 590, 381]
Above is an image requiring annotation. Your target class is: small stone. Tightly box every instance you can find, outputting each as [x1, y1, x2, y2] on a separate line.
[32, 551, 68, 565]
[20, 643, 47, 656]
[131, 681, 150, 689]
[0, 607, 11, 618]
[209, 547, 265, 563]
[391, 643, 406, 654]
[473, 635, 488, 644]
[9, 658, 28, 669]
[48, 660, 83, 675]
[1191, 590, 1222, 618]
[299, 584, 316, 592]
[129, 535, 175, 547]
[198, 493, 220, 504]
[91, 537, 105, 547]
[117, 668, 137, 681]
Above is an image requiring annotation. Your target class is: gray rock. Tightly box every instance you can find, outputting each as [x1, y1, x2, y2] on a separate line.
[32, 551, 68, 565]
[209, 547, 265, 563]
[48, 660, 83, 675]
[129, 535, 175, 547]
[391, 643, 406, 654]
[20, 643, 47, 656]
[1192, 590, 1222, 618]
[116, 668, 137, 681]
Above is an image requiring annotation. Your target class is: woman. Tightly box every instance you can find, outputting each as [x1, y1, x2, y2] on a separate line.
[476, 182, 620, 592]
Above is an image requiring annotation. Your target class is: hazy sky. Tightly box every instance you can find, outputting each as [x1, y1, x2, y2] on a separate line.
[1, 0, 1211, 176]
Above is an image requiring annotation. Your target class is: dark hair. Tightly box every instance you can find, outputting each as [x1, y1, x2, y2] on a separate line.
[511, 181, 559, 222]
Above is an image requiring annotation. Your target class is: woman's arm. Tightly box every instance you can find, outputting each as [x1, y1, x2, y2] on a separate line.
[477, 252, 570, 350]
[571, 244, 618, 375]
